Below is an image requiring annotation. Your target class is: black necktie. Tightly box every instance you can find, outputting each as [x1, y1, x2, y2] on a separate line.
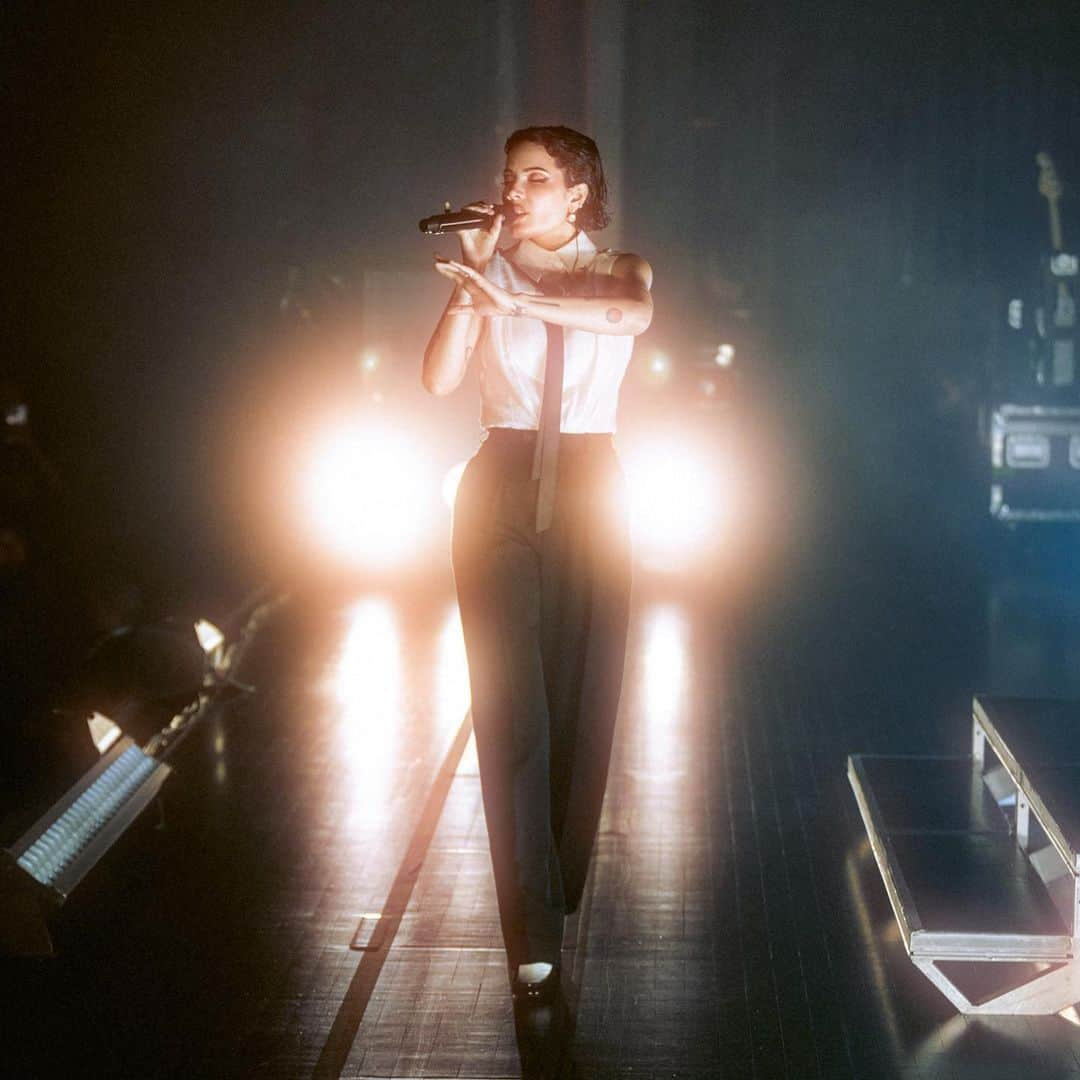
[532, 322, 564, 533]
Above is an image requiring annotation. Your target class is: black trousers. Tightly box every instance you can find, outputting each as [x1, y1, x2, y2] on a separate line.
[452, 427, 632, 970]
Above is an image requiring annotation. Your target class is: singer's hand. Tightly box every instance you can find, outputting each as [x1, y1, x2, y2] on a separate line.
[457, 203, 503, 271]
[435, 258, 517, 317]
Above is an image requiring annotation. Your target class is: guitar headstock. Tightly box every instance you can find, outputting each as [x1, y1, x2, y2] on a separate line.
[1037, 152, 1062, 203]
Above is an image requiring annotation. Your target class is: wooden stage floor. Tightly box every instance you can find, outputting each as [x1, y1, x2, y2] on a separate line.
[7, 533, 1080, 1078]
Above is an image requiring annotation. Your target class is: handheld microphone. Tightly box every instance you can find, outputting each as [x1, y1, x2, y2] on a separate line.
[418, 203, 509, 235]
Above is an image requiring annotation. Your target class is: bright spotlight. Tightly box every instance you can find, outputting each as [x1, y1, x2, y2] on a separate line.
[194, 619, 225, 655]
[714, 343, 735, 367]
[358, 350, 380, 373]
[87, 711, 122, 755]
[297, 421, 435, 569]
[647, 352, 672, 381]
[620, 435, 737, 571]
[442, 460, 468, 510]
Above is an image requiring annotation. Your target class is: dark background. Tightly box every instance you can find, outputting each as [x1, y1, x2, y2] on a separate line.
[4, 6, 1080, 1073]
[5, 0, 1079, 607]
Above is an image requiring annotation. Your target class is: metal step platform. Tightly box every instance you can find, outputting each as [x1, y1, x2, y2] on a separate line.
[848, 697, 1080, 1014]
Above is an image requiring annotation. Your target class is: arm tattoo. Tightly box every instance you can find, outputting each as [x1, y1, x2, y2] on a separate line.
[512, 297, 560, 315]
[606, 307, 624, 324]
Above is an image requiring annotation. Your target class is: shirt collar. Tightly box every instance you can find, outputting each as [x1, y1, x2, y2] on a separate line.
[510, 231, 597, 275]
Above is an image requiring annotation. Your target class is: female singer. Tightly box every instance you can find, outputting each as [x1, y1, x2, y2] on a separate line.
[423, 126, 653, 1003]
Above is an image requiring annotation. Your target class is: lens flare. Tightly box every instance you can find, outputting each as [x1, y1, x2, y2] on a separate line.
[297, 420, 435, 569]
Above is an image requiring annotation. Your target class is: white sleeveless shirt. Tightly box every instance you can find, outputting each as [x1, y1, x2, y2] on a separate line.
[476, 231, 634, 434]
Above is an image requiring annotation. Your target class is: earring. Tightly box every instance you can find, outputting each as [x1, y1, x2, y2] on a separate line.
[568, 209, 577, 224]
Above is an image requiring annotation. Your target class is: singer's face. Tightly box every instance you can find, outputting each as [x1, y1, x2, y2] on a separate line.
[502, 142, 586, 248]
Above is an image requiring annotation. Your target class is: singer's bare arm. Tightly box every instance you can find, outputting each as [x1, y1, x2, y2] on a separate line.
[422, 206, 502, 396]
[422, 286, 483, 396]
[438, 254, 653, 337]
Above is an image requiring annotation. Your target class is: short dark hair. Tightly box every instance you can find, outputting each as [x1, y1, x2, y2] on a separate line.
[504, 125, 611, 231]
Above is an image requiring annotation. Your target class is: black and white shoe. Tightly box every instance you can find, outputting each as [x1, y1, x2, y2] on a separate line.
[511, 963, 561, 1004]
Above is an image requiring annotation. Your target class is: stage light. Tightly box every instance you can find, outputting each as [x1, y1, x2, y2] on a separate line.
[79, 619, 210, 745]
[358, 350, 380, 373]
[0, 736, 172, 955]
[0, 594, 283, 956]
[12, 739, 170, 894]
[194, 618, 225, 655]
[297, 420, 436, 569]
[1051, 252, 1078, 278]
[714, 343, 735, 367]
[442, 460, 468, 510]
[646, 352, 672, 381]
[87, 711, 122, 755]
[620, 435, 737, 571]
